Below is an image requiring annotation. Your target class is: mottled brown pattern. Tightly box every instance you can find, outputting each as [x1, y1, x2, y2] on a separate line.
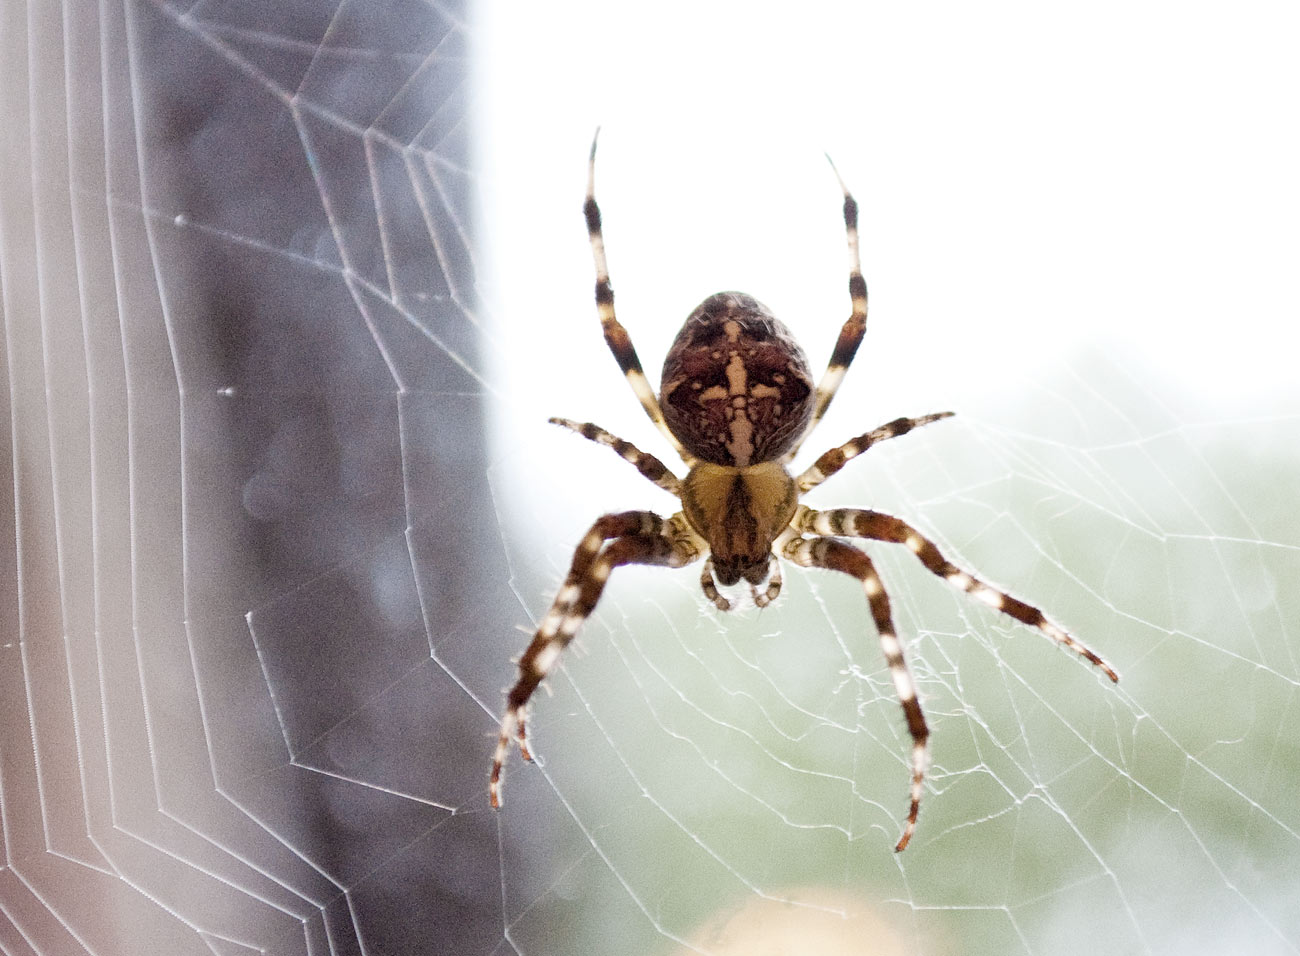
[659, 293, 814, 465]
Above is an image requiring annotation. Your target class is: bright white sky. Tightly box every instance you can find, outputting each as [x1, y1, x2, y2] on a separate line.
[480, 1, 1300, 437]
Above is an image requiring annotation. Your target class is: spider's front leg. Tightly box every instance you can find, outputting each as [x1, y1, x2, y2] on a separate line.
[785, 156, 870, 461]
[584, 132, 693, 463]
[489, 512, 702, 809]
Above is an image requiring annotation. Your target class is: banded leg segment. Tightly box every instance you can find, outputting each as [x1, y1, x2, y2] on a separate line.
[784, 535, 928, 852]
[509, 511, 661, 765]
[795, 412, 955, 493]
[787, 157, 869, 460]
[800, 508, 1119, 682]
[549, 417, 681, 494]
[585, 132, 691, 462]
[490, 512, 701, 808]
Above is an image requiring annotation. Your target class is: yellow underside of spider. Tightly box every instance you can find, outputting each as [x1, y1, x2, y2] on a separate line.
[680, 461, 798, 585]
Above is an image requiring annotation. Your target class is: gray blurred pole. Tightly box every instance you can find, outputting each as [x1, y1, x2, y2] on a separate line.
[0, 1, 511, 952]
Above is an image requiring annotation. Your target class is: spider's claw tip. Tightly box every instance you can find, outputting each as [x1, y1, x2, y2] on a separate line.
[823, 152, 849, 191]
[590, 127, 601, 157]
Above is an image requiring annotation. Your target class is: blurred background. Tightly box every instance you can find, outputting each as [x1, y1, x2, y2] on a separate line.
[1, 1, 1298, 954]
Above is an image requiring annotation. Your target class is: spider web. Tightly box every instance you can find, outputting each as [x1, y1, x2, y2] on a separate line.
[2, 2, 1299, 955]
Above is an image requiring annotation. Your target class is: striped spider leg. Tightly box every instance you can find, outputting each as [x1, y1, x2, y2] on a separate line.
[489, 131, 1118, 852]
[786, 503, 1118, 851]
[784, 154, 868, 462]
[489, 505, 703, 809]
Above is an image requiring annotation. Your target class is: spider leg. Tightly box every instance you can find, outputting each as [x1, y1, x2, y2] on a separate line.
[800, 508, 1119, 682]
[585, 132, 692, 462]
[498, 510, 662, 769]
[549, 417, 681, 494]
[785, 157, 868, 461]
[490, 511, 702, 808]
[795, 412, 955, 493]
[783, 535, 928, 852]
[507, 510, 664, 761]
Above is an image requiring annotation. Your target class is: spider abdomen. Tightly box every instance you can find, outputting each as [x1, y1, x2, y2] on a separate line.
[660, 292, 814, 467]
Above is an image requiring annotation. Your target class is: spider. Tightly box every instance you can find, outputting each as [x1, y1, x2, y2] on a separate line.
[490, 133, 1118, 851]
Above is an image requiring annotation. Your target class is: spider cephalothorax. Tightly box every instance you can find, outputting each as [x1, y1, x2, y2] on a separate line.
[489, 133, 1118, 851]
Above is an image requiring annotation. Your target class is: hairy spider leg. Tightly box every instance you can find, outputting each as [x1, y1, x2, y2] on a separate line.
[497, 510, 660, 774]
[795, 412, 955, 494]
[786, 156, 869, 461]
[549, 417, 682, 495]
[490, 512, 702, 808]
[585, 132, 693, 463]
[799, 508, 1120, 682]
[783, 534, 928, 852]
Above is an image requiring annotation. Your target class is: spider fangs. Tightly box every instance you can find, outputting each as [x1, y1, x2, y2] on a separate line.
[489, 133, 1118, 852]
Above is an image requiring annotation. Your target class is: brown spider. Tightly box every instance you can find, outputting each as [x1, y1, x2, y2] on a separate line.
[490, 133, 1118, 851]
